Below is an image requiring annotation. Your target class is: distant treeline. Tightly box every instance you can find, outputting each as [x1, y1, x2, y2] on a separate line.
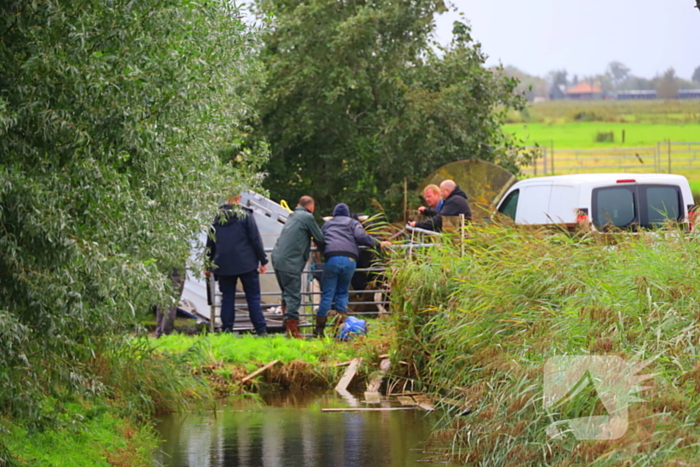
[502, 62, 700, 101]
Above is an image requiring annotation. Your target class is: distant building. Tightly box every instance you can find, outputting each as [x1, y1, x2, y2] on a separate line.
[566, 82, 603, 100]
[678, 89, 700, 99]
[615, 89, 700, 100]
[617, 90, 656, 100]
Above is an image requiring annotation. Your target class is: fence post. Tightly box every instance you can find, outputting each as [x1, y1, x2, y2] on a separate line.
[534, 151, 537, 176]
[668, 139, 671, 174]
[654, 143, 657, 172]
[542, 146, 547, 176]
[550, 140, 554, 175]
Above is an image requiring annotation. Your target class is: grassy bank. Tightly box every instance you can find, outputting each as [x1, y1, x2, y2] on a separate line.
[0, 319, 392, 466]
[390, 226, 700, 466]
[2, 405, 157, 467]
[152, 324, 393, 394]
[0, 337, 208, 466]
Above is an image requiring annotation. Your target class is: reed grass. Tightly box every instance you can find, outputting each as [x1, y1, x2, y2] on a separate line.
[390, 225, 700, 465]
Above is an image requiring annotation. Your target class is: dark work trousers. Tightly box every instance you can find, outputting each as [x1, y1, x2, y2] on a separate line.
[218, 270, 267, 334]
[155, 268, 185, 338]
[274, 269, 302, 321]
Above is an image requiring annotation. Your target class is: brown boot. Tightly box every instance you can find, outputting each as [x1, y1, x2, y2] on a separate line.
[313, 316, 328, 338]
[285, 318, 303, 339]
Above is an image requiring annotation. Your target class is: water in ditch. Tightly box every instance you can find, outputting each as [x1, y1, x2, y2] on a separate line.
[154, 390, 457, 466]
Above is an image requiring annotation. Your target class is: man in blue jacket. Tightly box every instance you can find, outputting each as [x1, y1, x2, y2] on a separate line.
[206, 193, 268, 335]
[316, 203, 390, 337]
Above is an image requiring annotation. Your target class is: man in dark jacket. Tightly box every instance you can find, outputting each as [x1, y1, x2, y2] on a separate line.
[315, 203, 390, 337]
[206, 194, 268, 335]
[271, 196, 325, 338]
[410, 179, 471, 232]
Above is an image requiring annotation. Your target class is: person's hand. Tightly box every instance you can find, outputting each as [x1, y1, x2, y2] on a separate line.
[417, 206, 426, 213]
[203, 270, 211, 278]
[259, 264, 267, 274]
[409, 221, 416, 228]
[380, 241, 392, 248]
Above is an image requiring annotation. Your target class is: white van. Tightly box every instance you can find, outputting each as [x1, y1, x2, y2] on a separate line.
[495, 173, 696, 231]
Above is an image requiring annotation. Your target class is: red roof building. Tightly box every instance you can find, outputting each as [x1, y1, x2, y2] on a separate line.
[566, 82, 603, 100]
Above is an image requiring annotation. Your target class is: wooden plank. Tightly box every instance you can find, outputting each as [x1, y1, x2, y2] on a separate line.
[366, 358, 391, 393]
[364, 391, 381, 403]
[241, 360, 281, 383]
[416, 403, 434, 412]
[322, 407, 415, 413]
[397, 396, 417, 407]
[335, 357, 362, 392]
[412, 394, 434, 412]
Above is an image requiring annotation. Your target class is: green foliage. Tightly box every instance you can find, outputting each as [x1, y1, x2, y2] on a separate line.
[252, 0, 527, 218]
[2, 401, 158, 467]
[0, 0, 266, 431]
[390, 226, 700, 465]
[693, 66, 700, 84]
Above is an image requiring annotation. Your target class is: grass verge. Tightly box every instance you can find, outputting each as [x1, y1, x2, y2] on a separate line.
[152, 322, 393, 395]
[2, 403, 157, 467]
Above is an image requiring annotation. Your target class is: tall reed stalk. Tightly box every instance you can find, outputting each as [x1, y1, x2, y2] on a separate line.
[390, 225, 700, 465]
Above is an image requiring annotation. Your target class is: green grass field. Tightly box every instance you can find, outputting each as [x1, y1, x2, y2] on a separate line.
[503, 100, 700, 181]
[504, 122, 700, 149]
[506, 99, 700, 125]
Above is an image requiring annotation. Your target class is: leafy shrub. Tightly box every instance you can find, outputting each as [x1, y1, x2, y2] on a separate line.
[594, 131, 615, 142]
[0, 0, 266, 427]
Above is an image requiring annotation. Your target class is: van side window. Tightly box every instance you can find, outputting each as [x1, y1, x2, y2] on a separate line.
[593, 187, 636, 229]
[593, 184, 682, 230]
[498, 189, 519, 220]
[643, 186, 681, 226]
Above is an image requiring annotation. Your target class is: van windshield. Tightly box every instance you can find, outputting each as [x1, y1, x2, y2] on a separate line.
[592, 184, 682, 230]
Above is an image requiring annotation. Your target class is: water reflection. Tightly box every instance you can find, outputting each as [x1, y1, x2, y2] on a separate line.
[155, 390, 454, 467]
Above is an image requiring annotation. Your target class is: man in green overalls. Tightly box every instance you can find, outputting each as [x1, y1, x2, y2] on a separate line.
[272, 196, 325, 338]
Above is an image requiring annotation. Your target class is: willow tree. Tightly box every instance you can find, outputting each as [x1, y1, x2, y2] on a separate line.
[254, 0, 527, 218]
[0, 0, 266, 421]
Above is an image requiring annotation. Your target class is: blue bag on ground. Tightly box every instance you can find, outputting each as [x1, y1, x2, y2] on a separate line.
[339, 316, 367, 340]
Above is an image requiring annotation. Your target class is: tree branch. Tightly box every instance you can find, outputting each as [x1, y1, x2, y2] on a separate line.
[2, 0, 31, 42]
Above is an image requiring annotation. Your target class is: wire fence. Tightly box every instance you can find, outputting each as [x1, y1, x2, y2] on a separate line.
[206, 240, 435, 331]
[522, 141, 700, 176]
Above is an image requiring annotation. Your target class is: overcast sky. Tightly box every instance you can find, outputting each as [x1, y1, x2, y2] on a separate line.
[434, 0, 700, 80]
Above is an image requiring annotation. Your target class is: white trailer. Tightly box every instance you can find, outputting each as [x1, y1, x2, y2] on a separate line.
[178, 192, 294, 330]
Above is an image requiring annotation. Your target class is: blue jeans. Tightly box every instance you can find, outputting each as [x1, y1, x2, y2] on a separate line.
[218, 270, 267, 334]
[317, 256, 356, 317]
